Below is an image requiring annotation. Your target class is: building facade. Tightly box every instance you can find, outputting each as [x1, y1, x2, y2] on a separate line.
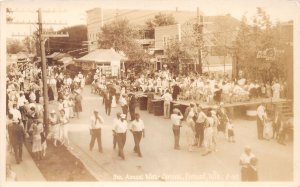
[86, 8, 103, 52]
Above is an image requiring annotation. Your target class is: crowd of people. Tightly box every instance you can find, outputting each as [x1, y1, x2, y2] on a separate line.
[6, 61, 292, 181]
[127, 69, 288, 105]
[6, 63, 85, 168]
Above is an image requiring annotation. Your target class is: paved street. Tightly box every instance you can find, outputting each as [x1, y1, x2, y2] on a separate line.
[50, 85, 293, 181]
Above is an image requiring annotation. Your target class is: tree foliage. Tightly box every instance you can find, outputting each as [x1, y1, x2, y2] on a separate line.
[98, 18, 149, 62]
[7, 39, 24, 54]
[234, 8, 287, 81]
[23, 36, 36, 54]
[145, 13, 177, 38]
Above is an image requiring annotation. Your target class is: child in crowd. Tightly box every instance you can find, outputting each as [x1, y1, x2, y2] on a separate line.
[227, 120, 235, 143]
[41, 131, 47, 158]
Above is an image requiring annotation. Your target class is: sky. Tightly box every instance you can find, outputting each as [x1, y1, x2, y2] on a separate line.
[2, 0, 300, 38]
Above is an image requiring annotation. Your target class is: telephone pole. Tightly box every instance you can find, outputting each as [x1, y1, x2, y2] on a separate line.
[38, 8, 50, 131]
[7, 8, 68, 133]
[197, 7, 203, 74]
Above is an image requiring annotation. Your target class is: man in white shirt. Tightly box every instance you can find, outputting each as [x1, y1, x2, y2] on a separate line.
[113, 114, 128, 160]
[78, 72, 84, 80]
[256, 103, 265, 140]
[162, 90, 173, 119]
[195, 106, 207, 147]
[130, 113, 145, 157]
[9, 104, 22, 123]
[170, 108, 183, 150]
[17, 92, 27, 109]
[90, 109, 104, 153]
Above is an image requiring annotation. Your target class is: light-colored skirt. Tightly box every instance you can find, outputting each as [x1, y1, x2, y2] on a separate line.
[111, 96, 117, 108]
[49, 124, 59, 140]
[203, 127, 213, 148]
[264, 121, 273, 140]
[32, 135, 42, 153]
[60, 124, 69, 141]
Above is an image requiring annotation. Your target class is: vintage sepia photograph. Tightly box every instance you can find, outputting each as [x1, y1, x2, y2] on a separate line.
[0, 0, 299, 185]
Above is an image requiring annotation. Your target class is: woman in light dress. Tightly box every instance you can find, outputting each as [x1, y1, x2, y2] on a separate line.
[48, 110, 59, 146]
[263, 112, 273, 140]
[59, 109, 70, 147]
[184, 107, 196, 152]
[211, 110, 219, 152]
[32, 119, 44, 160]
[202, 111, 214, 156]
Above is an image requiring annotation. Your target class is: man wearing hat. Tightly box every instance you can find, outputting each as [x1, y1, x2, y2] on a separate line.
[90, 109, 104, 153]
[103, 88, 113, 116]
[170, 108, 183, 150]
[112, 112, 122, 149]
[128, 93, 136, 121]
[195, 106, 207, 147]
[130, 113, 145, 157]
[113, 114, 128, 159]
[162, 90, 173, 119]
[74, 89, 83, 119]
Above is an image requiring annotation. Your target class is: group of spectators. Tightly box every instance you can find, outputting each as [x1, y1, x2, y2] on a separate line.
[6, 61, 291, 181]
[6, 62, 84, 171]
[131, 70, 287, 105]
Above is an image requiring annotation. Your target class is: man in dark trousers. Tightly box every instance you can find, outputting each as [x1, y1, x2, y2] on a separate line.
[128, 93, 136, 121]
[130, 113, 145, 157]
[195, 106, 207, 147]
[113, 114, 128, 160]
[112, 112, 121, 149]
[89, 109, 104, 153]
[104, 88, 113, 116]
[10, 121, 26, 164]
[172, 83, 181, 101]
[245, 157, 258, 181]
[256, 103, 265, 140]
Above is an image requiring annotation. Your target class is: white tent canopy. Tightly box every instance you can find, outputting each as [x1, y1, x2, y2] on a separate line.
[75, 48, 127, 63]
[75, 48, 127, 76]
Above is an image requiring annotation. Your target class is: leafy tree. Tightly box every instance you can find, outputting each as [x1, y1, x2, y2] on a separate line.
[145, 13, 177, 38]
[165, 40, 194, 75]
[23, 36, 36, 54]
[98, 18, 149, 62]
[7, 38, 24, 54]
[234, 8, 287, 82]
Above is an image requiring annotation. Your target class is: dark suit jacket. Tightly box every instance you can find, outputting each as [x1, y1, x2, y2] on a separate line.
[10, 123, 25, 146]
[172, 85, 181, 95]
[104, 91, 113, 104]
[246, 166, 258, 181]
[128, 94, 136, 109]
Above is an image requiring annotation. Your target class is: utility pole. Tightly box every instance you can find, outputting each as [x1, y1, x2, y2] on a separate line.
[7, 8, 68, 134]
[197, 7, 203, 74]
[38, 8, 49, 132]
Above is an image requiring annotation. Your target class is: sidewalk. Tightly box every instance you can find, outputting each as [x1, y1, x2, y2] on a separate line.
[8, 146, 46, 181]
